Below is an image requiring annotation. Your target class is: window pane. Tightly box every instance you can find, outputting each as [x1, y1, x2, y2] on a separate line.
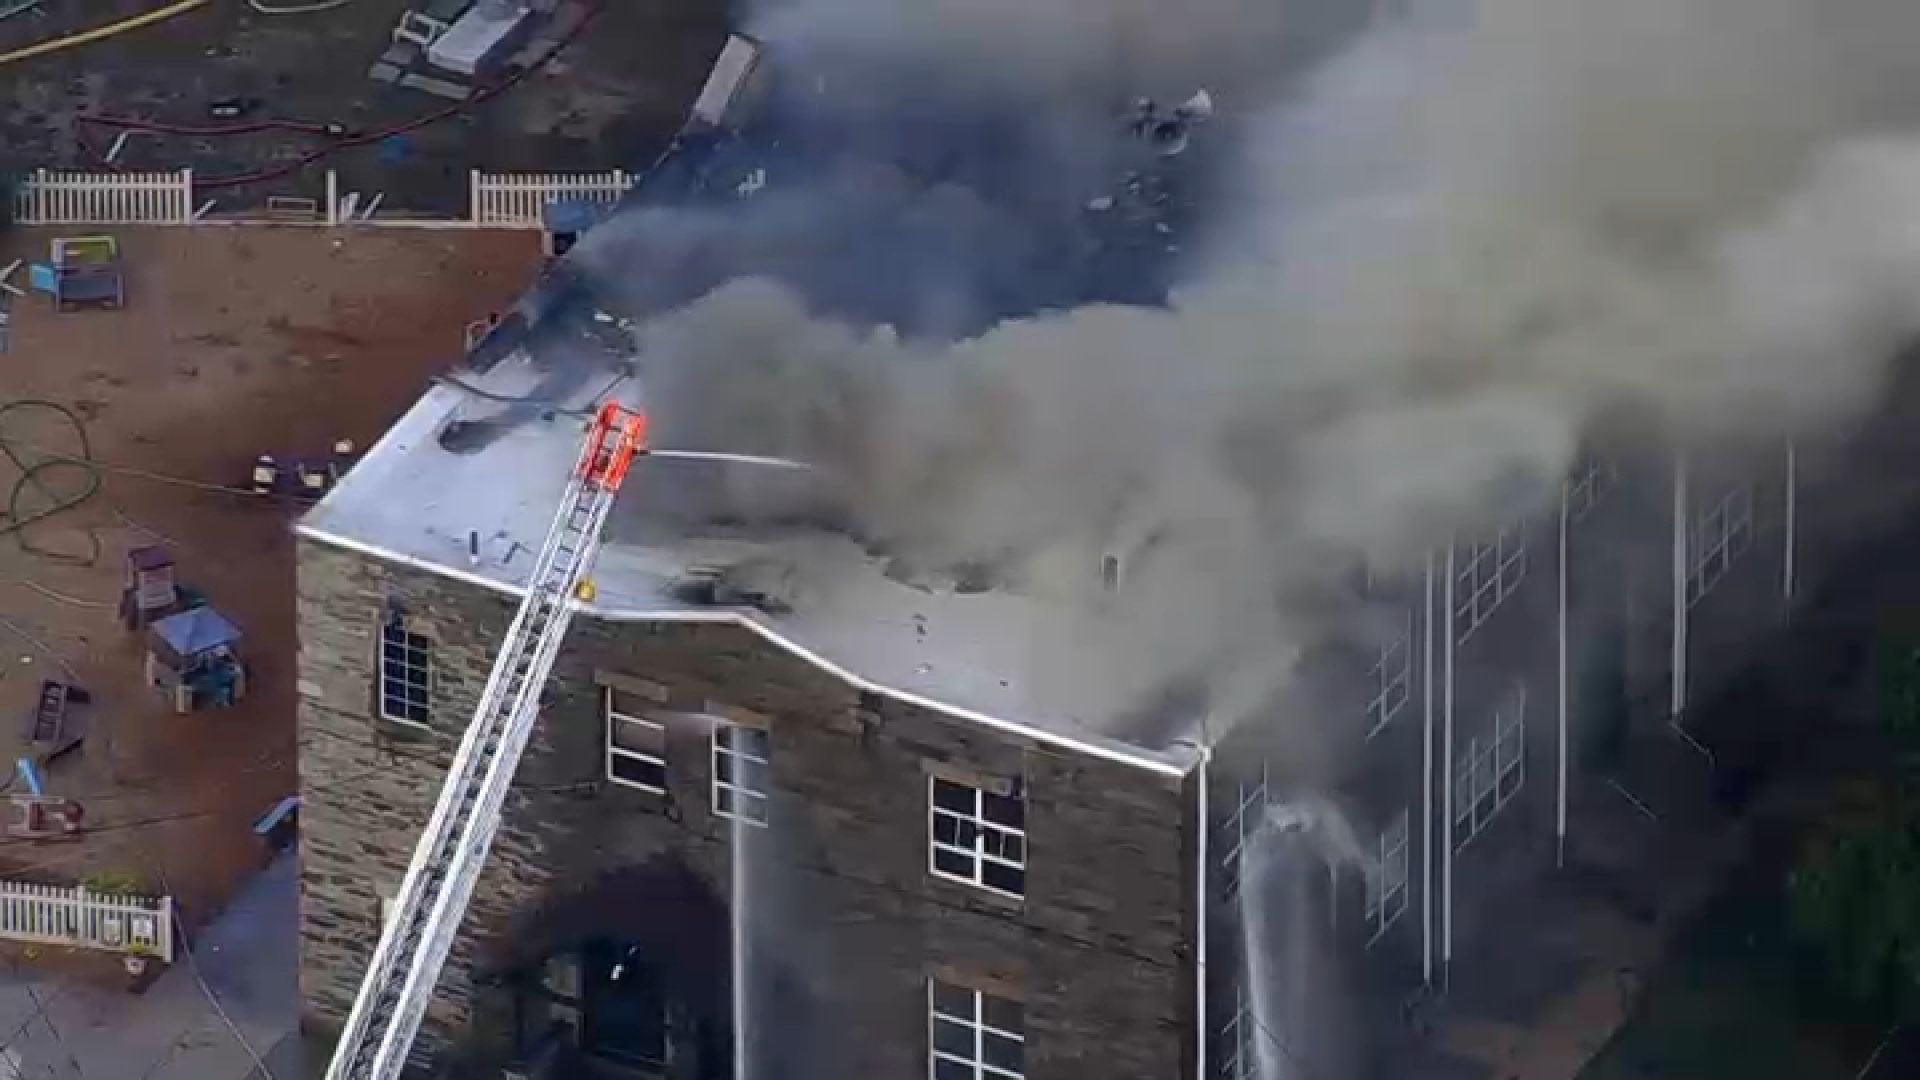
[933, 813, 962, 847]
[983, 1031, 1023, 1071]
[933, 778, 973, 814]
[982, 861, 1025, 896]
[612, 719, 665, 756]
[612, 757, 666, 790]
[716, 788, 737, 817]
[981, 791, 1024, 828]
[933, 1059, 972, 1080]
[931, 982, 975, 1020]
[934, 848, 975, 878]
[983, 829, 1023, 863]
[933, 1018, 974, 1057]
[982, 996, 1023, 1034]
[715, 752, 735, 784]
[740, 756, 771, 794]
[738, 727, 771, 758]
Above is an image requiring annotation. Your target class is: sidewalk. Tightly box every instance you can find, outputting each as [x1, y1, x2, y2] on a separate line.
[0, 853, 302, 1079]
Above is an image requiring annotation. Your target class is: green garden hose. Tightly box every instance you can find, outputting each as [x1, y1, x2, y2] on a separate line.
[0, 399, 104, 564]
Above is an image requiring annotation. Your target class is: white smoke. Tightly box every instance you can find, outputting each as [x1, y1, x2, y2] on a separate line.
[634, 0, 1920, 736]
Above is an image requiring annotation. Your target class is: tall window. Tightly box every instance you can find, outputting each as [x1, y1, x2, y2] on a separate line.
[1687, 483, 1753, 608]
[1364, 809, 1410, 943]
[1220, 979, 1257, 1080]
[930, 777, 1027, 898]
[929, 980, 1024, 1080]
[1366, 609, 1413, 737]
[604, 687, 667, 794]
[1566, 450, 1615, 523]
[1453, 524, 1527, 644]
[712, 723, 770, 826]
[1218, 765, 1269, 899]
[377, 615, 432, 726]
[1454, 688, 1525, 851]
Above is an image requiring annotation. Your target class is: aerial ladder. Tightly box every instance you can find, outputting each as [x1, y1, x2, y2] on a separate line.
[325, 402, 649, 1080]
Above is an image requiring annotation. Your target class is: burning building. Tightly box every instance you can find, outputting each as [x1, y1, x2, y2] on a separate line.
[295, 1, 1920, 1077]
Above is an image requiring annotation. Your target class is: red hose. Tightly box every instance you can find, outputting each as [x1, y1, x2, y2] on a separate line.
[75, 0, 606, 189]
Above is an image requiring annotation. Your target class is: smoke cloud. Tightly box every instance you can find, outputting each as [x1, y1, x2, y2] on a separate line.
[611, 0, 1920, 739]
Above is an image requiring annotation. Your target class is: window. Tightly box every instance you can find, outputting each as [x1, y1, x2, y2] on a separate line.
[377, 615, 432, 726]
[712, 723, 770, 826]
[1219, 980, 1257, 1080]
[1566, 450, 1615, 523]
[1364, 809, 1410, 943]
[1453, 524, 1527, 644]
[604, 687, 667, 794]
[1453, 688, 1525, 851]
[1366, 609, 1413, 737]
[1686, 483, 1753, 608]
[930, 777, 1027, 898]
[1218, 765, 1269, 900]
[929, 980, 1024, 1080]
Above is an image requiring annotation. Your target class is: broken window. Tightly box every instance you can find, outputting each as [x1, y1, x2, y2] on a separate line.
[929, 979, 1025, 1080]
[1218, 765, 1269, 900]
[1686, 482, 1753, 608]
[1219, 978, 1257, 1080]
[711, 722, 770, 826]
[1453, 524, 1528, 644]
[1453, 686, 1526, 852]
[377, 615, 432, 726]
[930, 776, 1027, 899]
[1566, 450, 1616, 523]
[604, 687, 667, 794]
[1364, 808, 1410, 944]
[1366, 609, 1413, 738]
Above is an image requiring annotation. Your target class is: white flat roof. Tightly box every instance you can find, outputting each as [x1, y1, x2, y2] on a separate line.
[299, 346, 1196, 776]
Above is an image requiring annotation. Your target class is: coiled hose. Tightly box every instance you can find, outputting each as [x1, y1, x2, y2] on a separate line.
[0, 400, 103, 564]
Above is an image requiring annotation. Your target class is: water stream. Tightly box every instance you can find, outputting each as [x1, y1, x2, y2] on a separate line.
[1240, 798, 1366, 1080]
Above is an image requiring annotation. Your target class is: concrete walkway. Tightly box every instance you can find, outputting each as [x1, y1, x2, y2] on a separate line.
[0, 854, 303, 1079]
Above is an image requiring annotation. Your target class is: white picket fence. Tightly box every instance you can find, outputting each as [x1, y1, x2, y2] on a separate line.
[0, 881, 173, 962]
[6, 168, 633, 230]
[13, 169, 194, 226]
[468, 169, 630, 227]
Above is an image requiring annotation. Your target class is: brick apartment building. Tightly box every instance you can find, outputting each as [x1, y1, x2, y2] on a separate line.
[294, 280, 1813, 1080]
[290, 32, 1835, 1080]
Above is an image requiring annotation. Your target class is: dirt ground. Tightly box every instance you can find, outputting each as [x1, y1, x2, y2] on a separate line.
[0, 225, 541, 930]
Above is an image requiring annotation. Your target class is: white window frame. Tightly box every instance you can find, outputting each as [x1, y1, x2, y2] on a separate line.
[928, 980, 1025, 1080]
[930, 776, 1027, 899]
[1366, 609, 1413, 738]
[711, 722, 770, 826]
[1453, 686, 1526, 852]
[1218, 764, 1269, 900]
[1219, 979, 1257, 1080]
[1364, 808, 1410, 944]
[1453, 524, 1527, 644]
[1686, 482, 1753, 608]
[377, 616, 432, 727]
[604, 686, 668, 794]
[1566, 450, 1615, 523]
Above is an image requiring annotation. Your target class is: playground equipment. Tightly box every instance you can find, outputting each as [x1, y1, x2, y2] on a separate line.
[29, 235, 125, 312]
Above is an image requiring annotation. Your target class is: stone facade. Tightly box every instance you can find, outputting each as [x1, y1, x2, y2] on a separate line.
[295, 538, 1196, 1079]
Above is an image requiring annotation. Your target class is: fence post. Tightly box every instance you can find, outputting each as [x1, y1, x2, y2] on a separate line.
[326, 169, 339, 227]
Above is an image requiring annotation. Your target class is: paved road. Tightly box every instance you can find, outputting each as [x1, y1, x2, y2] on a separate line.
[0, 854, 303, 1080]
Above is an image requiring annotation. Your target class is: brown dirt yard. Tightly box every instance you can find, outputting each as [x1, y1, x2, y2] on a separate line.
[0, 225, 540, 931]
